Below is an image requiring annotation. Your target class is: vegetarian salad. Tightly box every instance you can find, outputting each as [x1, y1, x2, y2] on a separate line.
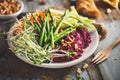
[8, 6, 96, 64]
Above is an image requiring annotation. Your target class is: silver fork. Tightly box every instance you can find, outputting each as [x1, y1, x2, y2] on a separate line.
[92, 37, 120, 64]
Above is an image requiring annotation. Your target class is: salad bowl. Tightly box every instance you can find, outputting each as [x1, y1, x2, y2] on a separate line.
[0, 0, 24, 19]
[7, 7, 99, 68]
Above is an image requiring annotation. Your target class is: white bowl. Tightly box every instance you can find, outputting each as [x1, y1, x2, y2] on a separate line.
[0, 0, 24, 19]
[7, 23, 99, 68]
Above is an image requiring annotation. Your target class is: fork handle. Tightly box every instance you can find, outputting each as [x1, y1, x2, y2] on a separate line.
[109, 37, 120, 49]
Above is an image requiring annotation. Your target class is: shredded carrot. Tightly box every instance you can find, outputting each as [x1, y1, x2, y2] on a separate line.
[29, 15, 34, 22]
[37, 17, 41, 23]
[36, 10, 62, 19]
[36, 10, 45, 18]
[14, 26, 23, 35]
[26, 10, 62, 26]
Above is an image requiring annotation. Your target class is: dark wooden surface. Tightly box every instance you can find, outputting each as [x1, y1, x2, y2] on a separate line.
[0, 0, 120, 80]
[86, 1, 120, 80]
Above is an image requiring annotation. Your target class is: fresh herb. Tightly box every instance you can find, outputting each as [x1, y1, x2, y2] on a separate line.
[76, 74, 85, 80]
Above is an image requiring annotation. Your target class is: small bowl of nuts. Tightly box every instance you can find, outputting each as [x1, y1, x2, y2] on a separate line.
[0, 0, 24, 19]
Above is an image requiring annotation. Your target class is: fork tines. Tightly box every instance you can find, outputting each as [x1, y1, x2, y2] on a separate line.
[92, 52, 107, 64]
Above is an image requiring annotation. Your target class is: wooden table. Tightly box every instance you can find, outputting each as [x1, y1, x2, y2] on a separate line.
[0, 0, 120, 80]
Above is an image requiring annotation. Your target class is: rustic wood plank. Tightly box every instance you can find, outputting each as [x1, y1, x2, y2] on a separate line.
[98, 20, 120, 80]
[94, 1, 120, 80]
[85, 57, 103, 80]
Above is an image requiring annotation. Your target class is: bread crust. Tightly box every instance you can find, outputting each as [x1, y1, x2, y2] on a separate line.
[103, 0, 119, 8]
[76, 0, 101, 18]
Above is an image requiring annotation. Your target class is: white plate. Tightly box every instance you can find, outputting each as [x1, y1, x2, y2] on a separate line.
[7, 23, 99, 68]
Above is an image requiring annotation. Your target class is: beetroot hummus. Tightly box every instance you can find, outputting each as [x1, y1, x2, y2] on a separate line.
[53, 27, 91, 62]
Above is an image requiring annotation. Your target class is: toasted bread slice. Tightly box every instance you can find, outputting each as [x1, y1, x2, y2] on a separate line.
[76, 0, 101, 18]
[103, 0, 119, 8]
